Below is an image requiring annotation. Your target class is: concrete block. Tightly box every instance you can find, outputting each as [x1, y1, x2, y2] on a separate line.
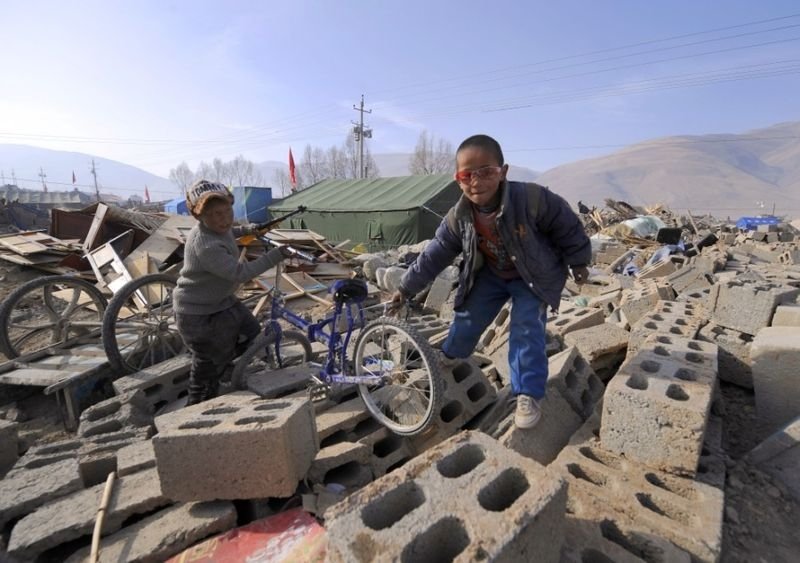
[423, 266, 458, 313]
[65, 501, 236, 563]
[553, 441, 723, 563]
[308, 441, 372, 486]
[0, 418, 19, 476]
[757, 223, 778, 233]
[0, 459, 83, 527]
[563, 322, 629, 378]
[771, 304, 800, 326]
[246, 364, 316, 399]
[315, 396, 372, 443]
[560, 515, 691, 563]
[619, 282, 674, 325]
[113, 355, 191, 411]
[569, 274, 622, 298]
[601, 342, 717, 477]
[7, 468, 169, 560]
[366, 427, 417, 478]
[673, 286, 712, 312]
[637, 257, 677, 280]
[77, 389, 154, 438]
[326, 431, 567, 563]
[362, 256, 388, 282]
[117, 440, 156, 477]
[653, 299, 703, 318]
[745, 415, 800, 502]
[697, 322, 753, 388]
[546, 347, 605, 420]
[547, 306, 605, 337]
[410, 358, 497, 451]
[9, 427, 152, 487]
[751, 327, 800, 436]
[500, 387, 583, 465]
[153, 393, 318, 500]
[627, 311, 702, 356]
[778, 248, 800, 265]
[403, 314, 451, 339]
[709, 280, 800, 335]
[697, 414, 726, 490]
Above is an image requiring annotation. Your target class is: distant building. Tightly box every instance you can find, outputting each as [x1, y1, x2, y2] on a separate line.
[0, 185, 95, 210]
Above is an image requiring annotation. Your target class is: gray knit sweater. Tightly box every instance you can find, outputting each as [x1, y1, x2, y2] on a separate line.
[173, 223, 284, 315]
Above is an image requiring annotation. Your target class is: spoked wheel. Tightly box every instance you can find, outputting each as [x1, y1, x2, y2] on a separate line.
[0, 275, 107, 358]
[354, 316, 442, 437]
[230, 329, 313, 390]
[102, 273, 184, 374]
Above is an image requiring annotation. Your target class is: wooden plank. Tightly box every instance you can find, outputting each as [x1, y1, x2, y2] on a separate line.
[0, 233, 52, 255]
[123, 215, 197, 270]
[0, 251, 63, 265]
[83, 203, 108, 252]
[265, 229, 326, 243]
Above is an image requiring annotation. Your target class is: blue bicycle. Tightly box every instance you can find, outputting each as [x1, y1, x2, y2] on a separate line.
[230, 240, 442, 437]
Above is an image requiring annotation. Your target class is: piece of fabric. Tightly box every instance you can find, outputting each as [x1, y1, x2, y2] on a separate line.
[442, 268, 549, 399]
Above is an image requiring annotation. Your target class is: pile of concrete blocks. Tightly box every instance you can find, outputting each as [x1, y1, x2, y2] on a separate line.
[153, 392, 318, 501]
[113, 355, 192, 412]
[326, 431, 567, 563]
[618, 279, 675, 325]
[76, 388, 154, 438]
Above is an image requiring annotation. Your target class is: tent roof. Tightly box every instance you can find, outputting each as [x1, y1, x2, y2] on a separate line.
[270, 174, 456, 212]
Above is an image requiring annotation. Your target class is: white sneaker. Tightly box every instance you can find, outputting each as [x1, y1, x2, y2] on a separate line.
[515, 395, 542, 429]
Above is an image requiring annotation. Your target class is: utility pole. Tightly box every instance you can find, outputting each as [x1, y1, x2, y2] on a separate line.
[352, 94, 372, 179]
[11, 169, 17, 187]
[38, 167, 48, 192]
[1, 170, 5, 185]
[90, 159, 101, 202]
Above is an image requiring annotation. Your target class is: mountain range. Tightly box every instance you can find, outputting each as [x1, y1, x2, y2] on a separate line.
[2, 121, 799, 217]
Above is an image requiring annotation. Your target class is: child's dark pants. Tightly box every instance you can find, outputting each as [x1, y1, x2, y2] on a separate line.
[176, 301, 261, 405]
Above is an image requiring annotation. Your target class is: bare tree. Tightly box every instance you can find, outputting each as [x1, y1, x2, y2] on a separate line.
[327, 146, 348, 179]
[229, 155, 263, 187]
[169, 162, 195, 190]
[272, 169, 291, 197]
[409, 130, 454, 175]
[300, 144, 329, 186]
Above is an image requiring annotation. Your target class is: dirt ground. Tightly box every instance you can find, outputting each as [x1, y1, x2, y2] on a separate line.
[719, 383, 800, 562]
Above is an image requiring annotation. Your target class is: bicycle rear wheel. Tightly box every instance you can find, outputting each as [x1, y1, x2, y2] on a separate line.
[230, 329, 312, 391]
[353, 316, 441, 437]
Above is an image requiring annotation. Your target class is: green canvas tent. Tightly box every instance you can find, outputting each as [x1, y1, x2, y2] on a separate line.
[269, 174, 461, 250]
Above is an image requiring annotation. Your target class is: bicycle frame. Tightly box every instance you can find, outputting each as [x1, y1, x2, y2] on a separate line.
[263, 263, 383, 386]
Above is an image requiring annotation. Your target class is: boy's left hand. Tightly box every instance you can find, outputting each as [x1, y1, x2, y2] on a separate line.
[570, 265, 590, 284]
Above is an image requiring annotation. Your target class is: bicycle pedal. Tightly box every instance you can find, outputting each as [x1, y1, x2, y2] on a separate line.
[308, 383, 332, 403]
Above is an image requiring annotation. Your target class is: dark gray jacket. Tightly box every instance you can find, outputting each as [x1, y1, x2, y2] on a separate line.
[399, 181, 591, 311]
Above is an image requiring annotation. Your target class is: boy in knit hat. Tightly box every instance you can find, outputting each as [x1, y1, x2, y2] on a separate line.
[173, 179, 291, 405]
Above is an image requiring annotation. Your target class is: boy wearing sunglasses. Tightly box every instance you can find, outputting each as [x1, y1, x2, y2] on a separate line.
[391, 134, 591, 429]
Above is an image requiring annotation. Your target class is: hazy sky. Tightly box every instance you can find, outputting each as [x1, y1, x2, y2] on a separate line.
[1, 0, 798, 177]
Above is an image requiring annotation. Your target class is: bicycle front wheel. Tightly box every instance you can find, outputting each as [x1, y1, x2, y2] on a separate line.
[354, 316, 441, 437]
[230, 329, 312, 390]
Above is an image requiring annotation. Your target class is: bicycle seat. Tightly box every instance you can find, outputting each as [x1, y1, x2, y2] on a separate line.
[330, 279, 368, 304]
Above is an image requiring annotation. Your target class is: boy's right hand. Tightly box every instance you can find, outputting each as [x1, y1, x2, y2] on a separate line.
[388, 290, 406, 315]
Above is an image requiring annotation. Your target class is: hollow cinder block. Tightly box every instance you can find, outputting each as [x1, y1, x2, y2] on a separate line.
[410, 358, 497, 452]
[77, 389, 154, 438]
[113, 355, 191, 411]
[546, 347, 605, 420]
[619, 281, 674, 325]
[697, 322, 753, 389]
[326, 431, 567, 563]
[709, 280, 799, 336]
[600, 344, 717, 477]
[547, 306, 605, 337]
[153, 392, 318, 500]
[553, 438, 723, 563]
[627, 311, 703, 356]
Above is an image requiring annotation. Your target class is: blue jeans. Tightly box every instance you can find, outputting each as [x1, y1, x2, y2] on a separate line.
[442, 268, 549, 399]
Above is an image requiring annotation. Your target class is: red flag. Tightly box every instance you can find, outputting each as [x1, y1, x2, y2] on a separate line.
[72, 171, 76, 185]
[288, 148, 297, 191]
[144, 185, 150, 203]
